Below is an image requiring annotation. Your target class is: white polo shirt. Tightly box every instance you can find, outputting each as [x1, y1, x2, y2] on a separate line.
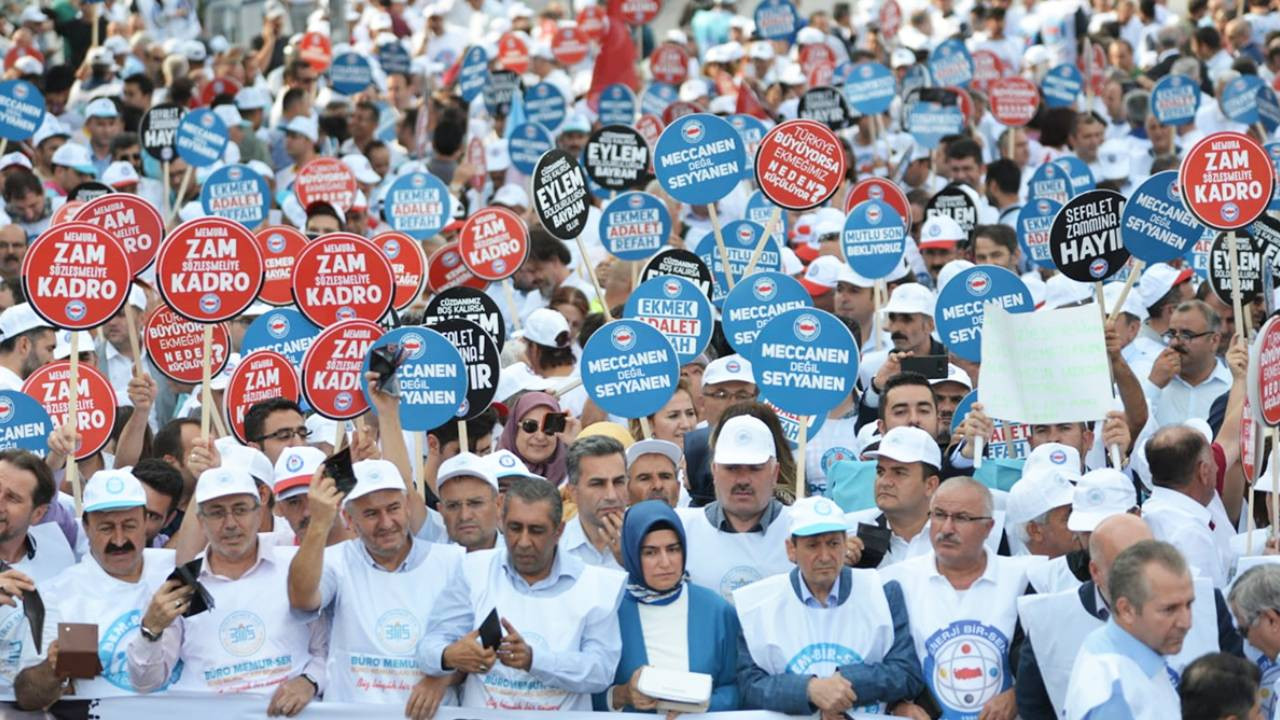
[0, 524, 77, 701]
[1142, 487, 1232, 587]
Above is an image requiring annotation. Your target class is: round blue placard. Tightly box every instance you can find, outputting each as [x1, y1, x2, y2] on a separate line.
[0, 389, 53, 457]
[934, 266, 1034, 362]
[1119, 171, 1203, 263]
[950, 389, 978, 436]
[754, 0, 801, 44]
[459, 46, 489, 103]
[175, 108, 228, 167]
[640, 82, 679, 117]
[1052, 155, 1095, 194]
[1268, 142, 1280, 211]
[653, 113, 747, 205]
[623, 275, 714, 364]
[1221, 74, 1264, 124]
[752, 308, 858, 416]
[745, 191, 790, 246]
[1259, 85, 1280, 133]
[722, 271, 813, 354]
[378, 42, 411, 75]
[928, 38, 974, 88]
[843, 198, 907, 279]
[200, 163, 270, 227]
[330, 52, 374, 96]
[728, 113, 769, 181]
[599, 83, 637, 125]
[384, 171, 450, 241]
[524, 82, 568, 132]
[693, 220, 780, 305]
[1042, 64, 1083, 108]
[0, 80, 45, 142]
[905, 101, 965, 149]
[360, 327, 467, 431]
[599, 192, 671, 261]
[1016, 196, 1063, 270]
[1151, 73, 1200, 126]
[842, 61, 896, 115]
[1027, 160, 1073, 204]
[508, 122, 553, 175]
[241, 308, 320, 363]
[581, 319, 681, 418]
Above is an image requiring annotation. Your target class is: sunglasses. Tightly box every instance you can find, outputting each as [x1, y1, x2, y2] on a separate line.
[520, 413, 566, 435]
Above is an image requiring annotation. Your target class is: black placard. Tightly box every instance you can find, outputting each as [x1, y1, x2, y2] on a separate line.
[139, 103, 184, 162]
[1209, 232, 1266, 304]
[1049, 189, 1130, 282]
[67, 181, 113, 203]
[924, 182, 979, 240]
[531, 149, 590, 241]
[483, 70, 521, 117]
[426, 317, 501, 420]
[584, 124, 651, 192]
[423, 286, 507, 350]
[641, 248, 714, 303]
[798, 86, 852, 129]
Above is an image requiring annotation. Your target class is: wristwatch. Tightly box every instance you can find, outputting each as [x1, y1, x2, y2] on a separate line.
[139, 624, 163, 642]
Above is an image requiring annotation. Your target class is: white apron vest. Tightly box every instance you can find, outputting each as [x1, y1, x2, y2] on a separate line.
[45, 548, 177, 698]
[1018, 577, 1221, 718]
[677, 507, 793, 603]
[735, 570, 893, 714]
[324, 540, 466, 704]
[880, 552, 1030, 720]
[1024, 555, 1082, 595]
[170, 544, 312, 694]
[459, 549, 624, 711]
[0, 524, 77, 700]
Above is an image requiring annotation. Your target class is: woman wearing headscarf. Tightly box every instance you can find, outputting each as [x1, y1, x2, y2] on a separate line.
[497, 391, 570, 485]
[593, 500, 740, 713]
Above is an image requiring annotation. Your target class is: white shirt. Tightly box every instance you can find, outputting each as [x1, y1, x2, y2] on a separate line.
[558, 515, 624, 572]
[635, 590, 690, 671]
[0, 525, 76, 700]
[844, 509, 933, 567]
[1065, 621, 1181, 720]
[1142, 359, 1232, 427]
[0, 366, 23, 392]
[1143, 486, 1231, 586]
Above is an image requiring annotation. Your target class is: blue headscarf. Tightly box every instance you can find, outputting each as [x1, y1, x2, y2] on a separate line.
[621, 500, 689, 606]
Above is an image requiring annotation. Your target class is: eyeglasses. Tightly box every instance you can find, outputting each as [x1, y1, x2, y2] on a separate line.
[199, 504, 259, 522]
[254, 426, 311, 443]
[116, 153, 141, 162]
[1162, 329, 1215, 343]
[929, 509, 992, 526]
[519, 419, 556, 435]
[705, 390, 757, 402]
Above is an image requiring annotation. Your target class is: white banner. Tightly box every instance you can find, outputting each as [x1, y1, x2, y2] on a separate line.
[87, 695, 895, 719]
[978, 304, 1114, 424]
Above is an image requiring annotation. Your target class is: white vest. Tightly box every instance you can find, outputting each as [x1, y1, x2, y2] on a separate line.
[0, 524, 77, 700]
[459, 549, 624, 711]
[734, 570, 893, 715]
[1064, 631, 1180, 720]
[1024, 555, 1082, 595]
[1018, 577, 1222, 718]
[880, 552, 1033, 720]
[677, 506, 793, 602]
[324, 539, 466, 704]
[44, 548, 177, 698]
[170, 541, 312, 694]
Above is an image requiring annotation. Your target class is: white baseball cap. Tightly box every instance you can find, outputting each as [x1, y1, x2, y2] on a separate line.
[880, 283, 936, 317]
[796, 26, 824, 45]
[212, 104, 244, 129]
[85, 97, 119, 119]
[713, 415, 776, 465]
[485, 140, 511, 172]
[1067, 468, 1137, 532]
[1097, 139, 1130, 181]
[438, 451, 500, 490]
[1137, 263, 1193, 309]
[749, 42, 775, 61]
[13, 55, 42, 75]
[83, 470, 147, 513]
[799, 255, 844, 296]
[520, 307, 572, 348]
[929, 363, 973, 391]
[0, 303, 52, 341]
[102, 161, 140, 188]
[1022, 442, 1081, 479]
[283, 115, 319, 143]
[788, 496, 849, 536]
[487, 449, 545, 482]
[0, 153, 32, 172]
[625, 438, 682, 469]
[835, 263, 875, 289]
[344, 459, 406, 505]
[52, 329, 94, 360]
[195, 467, 259, 504]
[342, 153, 382, 184]
[891, 47, 916, 68]
[493, 184, 529, 209]
[703, 354, 754, 387]
[936, 259, 975, 295]
[33, 115, 70, 147]
[1006, 461, 1077, 523]
[919, 214, 966, 248]
[1042, 273, 1092, 310]
[235, 86, 272, 111]
[1103, 280, 1148, 322]
[867, 426, 942, 468]
[51, 143, 96, 175]
[272, 446, 326, 500]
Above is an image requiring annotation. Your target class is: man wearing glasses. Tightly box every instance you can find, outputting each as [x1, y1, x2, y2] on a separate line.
[681, 354, 758, 506]
[243, 398, 310, 465]
[1143, 299, 1231, 426]
[881, 476, 1038, 720]
[127, 468, 325, 713]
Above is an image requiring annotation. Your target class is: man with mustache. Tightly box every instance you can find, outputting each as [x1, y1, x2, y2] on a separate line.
[880, 477, 1035, 720]
[677, 415, 794, 602]
[625, 440, 682, 508]
[15, 470, 177, 710]
[289, 459, 467, 717]
[436, 452, 502, 552]
[1144, 299, 1231, 425]
[856, 284, 946, 427]
[560, 436, 628, 570]
[1064, 541, 1195, 719]
[126, 468, 323, 714]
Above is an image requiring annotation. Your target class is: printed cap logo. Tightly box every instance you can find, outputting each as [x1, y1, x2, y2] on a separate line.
[286, 453, 304, 472]
[1049, 449, 1067, 464]
[610, 324, 636, 350]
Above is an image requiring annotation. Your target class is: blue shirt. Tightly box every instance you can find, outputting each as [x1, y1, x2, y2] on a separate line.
[798, 572, 842, 609]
